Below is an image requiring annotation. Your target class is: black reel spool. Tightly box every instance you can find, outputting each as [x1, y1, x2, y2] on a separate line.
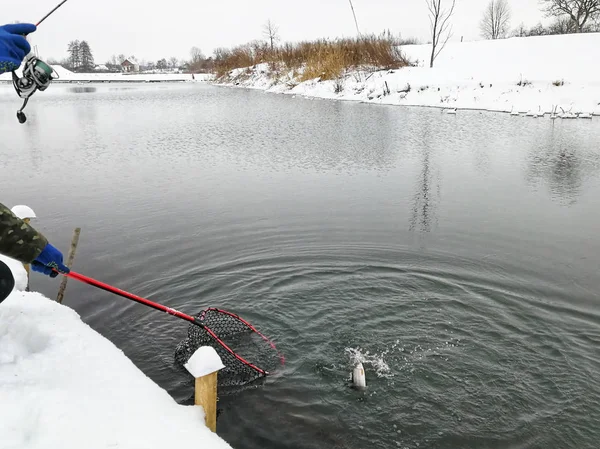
[12, 56, 59, 124]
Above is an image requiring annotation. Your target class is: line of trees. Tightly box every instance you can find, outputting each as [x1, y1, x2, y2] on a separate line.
[478, 0, 600, 41]
[424, 0, 600, 68]
[513, 15, 600, 37]
[102, 54, 202, 72]
[185, 47, 214, 73]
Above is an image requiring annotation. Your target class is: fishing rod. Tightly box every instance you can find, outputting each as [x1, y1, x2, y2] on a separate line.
[36, 0, 69, 27]
[12, 0, 70, 124]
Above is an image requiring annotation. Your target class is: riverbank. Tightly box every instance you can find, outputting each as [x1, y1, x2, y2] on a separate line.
[215, 33, 600, 116]
[0, 257, 232, 449]
[0, 65, 214, 83]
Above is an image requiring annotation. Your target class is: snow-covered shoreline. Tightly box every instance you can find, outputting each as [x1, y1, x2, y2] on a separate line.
[0, 65, 214, 83]
[214, 33, 600, 117]
[0, 258, 232, 449]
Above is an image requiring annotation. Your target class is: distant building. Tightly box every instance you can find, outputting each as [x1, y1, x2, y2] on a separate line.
[95, 64, 108, 71]
[121, 58, 139, 73]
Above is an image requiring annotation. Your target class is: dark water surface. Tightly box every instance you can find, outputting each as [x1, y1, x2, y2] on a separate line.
[1, 83, 599, 449]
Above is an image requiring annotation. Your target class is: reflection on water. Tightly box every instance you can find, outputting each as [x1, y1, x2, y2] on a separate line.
[526, 124, 600, 205]
[529, 147, 583, 205]
[410, 138, 440, 234]
[68, 86, 97, 94]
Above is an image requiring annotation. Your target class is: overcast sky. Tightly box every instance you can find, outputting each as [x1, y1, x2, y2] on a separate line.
[4, 0, 549, 64]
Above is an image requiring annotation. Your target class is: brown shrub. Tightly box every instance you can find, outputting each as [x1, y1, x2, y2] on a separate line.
[214, 32, 411, 80]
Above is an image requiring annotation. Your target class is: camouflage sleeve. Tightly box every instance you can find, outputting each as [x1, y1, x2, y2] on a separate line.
[0, 203, 48, 264]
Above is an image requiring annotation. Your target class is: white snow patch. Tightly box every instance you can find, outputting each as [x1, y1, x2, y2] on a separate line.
[185, 346, 225, 378]
[216, 33, 600, 116]
[0, 262, 233, 449]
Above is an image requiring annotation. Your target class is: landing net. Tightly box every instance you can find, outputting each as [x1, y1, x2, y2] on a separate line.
[174, 308, 284, 387]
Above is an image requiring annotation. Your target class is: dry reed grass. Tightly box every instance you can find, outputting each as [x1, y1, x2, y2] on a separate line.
[214, 33, 411, 80]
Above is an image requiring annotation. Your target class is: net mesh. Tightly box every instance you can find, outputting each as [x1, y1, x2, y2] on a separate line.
[174, 308, 283, 387]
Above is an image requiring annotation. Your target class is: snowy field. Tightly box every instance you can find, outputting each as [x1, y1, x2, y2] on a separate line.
[0, 65, 214, 83]
[0, 257, 232, 449]
[217, 33, 600, 116]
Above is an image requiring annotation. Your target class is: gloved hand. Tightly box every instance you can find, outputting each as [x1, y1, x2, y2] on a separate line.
[31, 243, 70, 278]
[0, 23, 36, 74]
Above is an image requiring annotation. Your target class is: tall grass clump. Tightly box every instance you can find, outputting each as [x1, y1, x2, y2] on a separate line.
[214, 32, 411, 80]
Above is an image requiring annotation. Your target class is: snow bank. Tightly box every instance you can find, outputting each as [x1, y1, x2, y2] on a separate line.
[0, 263, 233, 449]
[217, 33, 600, 115]
[0, 65, 214, 83]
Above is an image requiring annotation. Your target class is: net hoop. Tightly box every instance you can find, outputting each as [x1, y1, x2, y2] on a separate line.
[198, 308, 285, 377]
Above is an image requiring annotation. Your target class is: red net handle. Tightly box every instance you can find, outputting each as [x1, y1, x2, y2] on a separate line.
[64, 272, 282, 376]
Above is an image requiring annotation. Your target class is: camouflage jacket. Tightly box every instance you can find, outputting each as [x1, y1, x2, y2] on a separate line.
[0, 203, 48, 263]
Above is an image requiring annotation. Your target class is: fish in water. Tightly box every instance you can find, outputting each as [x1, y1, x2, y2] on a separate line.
[351, 362, 367, 389]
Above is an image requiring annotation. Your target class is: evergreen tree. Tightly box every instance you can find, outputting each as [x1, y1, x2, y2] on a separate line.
[67, 40, 80, 68]
[79, 41, 95, 71]
[156, 58, 168, 70]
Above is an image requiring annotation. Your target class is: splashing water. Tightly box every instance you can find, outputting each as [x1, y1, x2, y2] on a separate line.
[345, 337, 462, 380]
[345, 346, 394, 379]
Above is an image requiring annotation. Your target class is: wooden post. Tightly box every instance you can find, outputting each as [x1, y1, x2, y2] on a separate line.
[56, 227, 81, 304]
[23, 218, 31, 292]
[195, 371, 218, 432]
[23, 263, 31, 292]
[184, 346, 224, 432]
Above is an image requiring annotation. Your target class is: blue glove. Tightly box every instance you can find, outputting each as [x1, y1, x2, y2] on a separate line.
[31, 243, 70, 278]
[0, 23, 36, 74]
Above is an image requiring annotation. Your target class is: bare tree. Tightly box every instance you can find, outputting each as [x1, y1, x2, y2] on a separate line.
[549, 15, 579, 33]
[426, 0, 457, 68]
[190, 47, 205, 64]
[480, 0, 511, 39]
[262, 20, 280, 52]
[512, 21, 527, 36]
[348, 0, 360, 35]
[169, 56, 179, 69]
[528, 22, 548, 36]
[541, 0, 600, 32]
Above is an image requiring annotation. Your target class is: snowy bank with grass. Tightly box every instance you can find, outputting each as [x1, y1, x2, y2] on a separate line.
[0, 257, 232, 449]
[217, 32, 600, 116]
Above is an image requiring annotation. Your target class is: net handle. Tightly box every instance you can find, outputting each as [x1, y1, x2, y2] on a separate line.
[62, 271, 279, 376]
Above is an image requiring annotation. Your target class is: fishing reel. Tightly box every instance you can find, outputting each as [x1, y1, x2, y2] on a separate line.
[11, 55, 59, 124]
